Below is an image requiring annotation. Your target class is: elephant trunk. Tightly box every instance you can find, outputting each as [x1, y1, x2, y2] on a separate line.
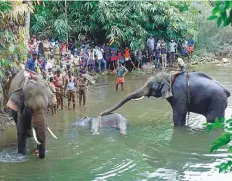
[32, 112, 46, 159]
[101, 82, 150, 116]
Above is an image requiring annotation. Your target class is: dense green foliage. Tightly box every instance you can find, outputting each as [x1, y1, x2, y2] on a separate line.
[0, 0, 31, 74]
[194, 2, 232, 53]
[204, 0, 232, 174]
[208, 1, 232, 27]
[204, 117, 232, 173]
[30, 1, 196, 49]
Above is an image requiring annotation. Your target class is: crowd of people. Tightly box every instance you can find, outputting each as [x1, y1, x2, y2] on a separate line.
[17, 34, 194, 113]
[27, 35, 194, 74]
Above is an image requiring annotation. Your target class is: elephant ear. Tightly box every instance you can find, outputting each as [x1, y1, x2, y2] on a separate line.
[6, 89, 24, 112]
[161, 79, 173, 99]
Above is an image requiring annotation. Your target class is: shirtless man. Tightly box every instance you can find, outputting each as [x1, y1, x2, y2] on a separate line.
[54, 69, 64, 109]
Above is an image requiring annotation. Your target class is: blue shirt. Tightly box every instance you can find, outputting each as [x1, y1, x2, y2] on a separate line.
[39, 60, 47, 71]
[187, 39, 194, 47]
[25, 59, 36, 72]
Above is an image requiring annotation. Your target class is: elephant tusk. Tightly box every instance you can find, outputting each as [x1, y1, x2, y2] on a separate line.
[132, 96, 145, 101]
[46, 126, 58, 139]
[32, 128, 41, 145]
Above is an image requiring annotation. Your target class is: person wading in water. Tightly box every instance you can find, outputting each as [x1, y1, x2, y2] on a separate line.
[54, 69, 64, 110]
[115, 62, 128, 91]
[65, 71, 78, 109]
[77, 73, 89, 106]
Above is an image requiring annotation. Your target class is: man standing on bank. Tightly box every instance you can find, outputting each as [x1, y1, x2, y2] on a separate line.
[116, 62, 128, 92]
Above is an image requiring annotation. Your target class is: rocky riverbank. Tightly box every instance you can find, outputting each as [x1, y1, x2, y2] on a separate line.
[192, 49, 232, 66]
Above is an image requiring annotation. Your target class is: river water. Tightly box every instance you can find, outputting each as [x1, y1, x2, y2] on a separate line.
[0, 64, 232, 181]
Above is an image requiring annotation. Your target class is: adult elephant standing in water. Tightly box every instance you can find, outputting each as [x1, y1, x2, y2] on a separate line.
[7, 71, 58, 158]
[101, 72, 230, 126]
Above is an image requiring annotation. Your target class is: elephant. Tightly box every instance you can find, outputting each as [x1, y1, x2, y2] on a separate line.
[7, 70, 58, 158]
[73, 113, 128, 135]
[101, 72, 231, 126]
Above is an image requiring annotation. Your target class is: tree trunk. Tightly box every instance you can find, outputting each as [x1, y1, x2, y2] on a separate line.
[65, 0, 68, 44]
[24, 12, 30, 43]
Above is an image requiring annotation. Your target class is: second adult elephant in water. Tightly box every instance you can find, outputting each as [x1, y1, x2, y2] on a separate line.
[101, 72, 231, 126]
[7, 71, 58, 158]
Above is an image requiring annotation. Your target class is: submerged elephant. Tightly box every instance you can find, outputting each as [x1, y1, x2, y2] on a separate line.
[73, 113, 128, 135]
[7, 71, 58, 158]
[101, 72, 230, 126]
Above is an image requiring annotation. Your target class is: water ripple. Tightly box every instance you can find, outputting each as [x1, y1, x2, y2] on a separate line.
[93, 159, 136, 181]
[0, 149, 28, 163]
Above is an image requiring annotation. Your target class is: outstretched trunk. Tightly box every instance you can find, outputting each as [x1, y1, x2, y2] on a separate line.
[101, 81, 151, 115]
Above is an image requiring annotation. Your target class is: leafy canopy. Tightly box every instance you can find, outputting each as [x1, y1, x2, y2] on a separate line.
[208, 1, 232, 27]
[30, 1, 196, 50]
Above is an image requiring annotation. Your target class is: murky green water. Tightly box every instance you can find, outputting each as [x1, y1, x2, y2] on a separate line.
[0, 64, 232, 181]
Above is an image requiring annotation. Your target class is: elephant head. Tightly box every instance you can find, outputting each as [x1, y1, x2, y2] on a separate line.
[8, 76, 57, 159]
[101, 72, 172, 116]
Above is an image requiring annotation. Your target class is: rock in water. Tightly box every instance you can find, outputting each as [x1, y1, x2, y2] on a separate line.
[222, 58, 230, 63]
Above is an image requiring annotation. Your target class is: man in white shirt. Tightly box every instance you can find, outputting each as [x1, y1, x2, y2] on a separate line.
[95, 46, 106, 73]
[146, 35, 155, 62]
[168, 39, 177, 67]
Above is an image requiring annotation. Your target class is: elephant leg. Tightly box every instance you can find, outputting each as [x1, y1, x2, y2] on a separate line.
[172, 100, 187, 126]
[206, 109, 225, 123]
[173, 108, 187, 126]
[206, 100, 226, 123]
[17, 113, 28, 154]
